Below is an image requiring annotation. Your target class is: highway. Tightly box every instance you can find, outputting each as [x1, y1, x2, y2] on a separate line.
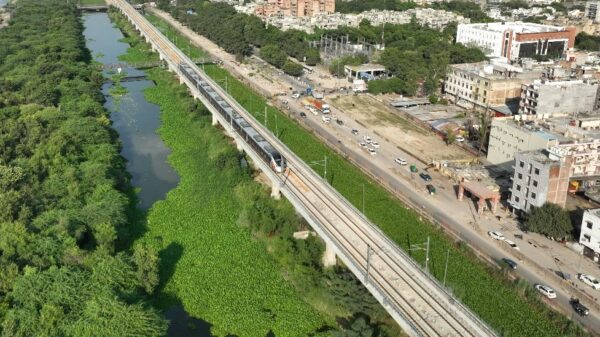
[107, 1, 499, 336]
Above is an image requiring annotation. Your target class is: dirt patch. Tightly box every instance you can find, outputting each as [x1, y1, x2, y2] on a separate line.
[331, 94, 473, 163]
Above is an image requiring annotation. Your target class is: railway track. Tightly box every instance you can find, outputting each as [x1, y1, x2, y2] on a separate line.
[107, 1, 499, 336]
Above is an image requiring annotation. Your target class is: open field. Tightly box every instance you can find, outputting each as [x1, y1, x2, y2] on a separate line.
[144, 12, 592, 337]
[331, 94, 472, 163]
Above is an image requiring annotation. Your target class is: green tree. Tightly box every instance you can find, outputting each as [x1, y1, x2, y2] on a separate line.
[304, 48, 321, 66]
[524, 203, 573, 238]
[132, 243, 160, 295]
[445, 126, 456, 145]
[282, 60, 304, 77]
[259, 44, 287, 68]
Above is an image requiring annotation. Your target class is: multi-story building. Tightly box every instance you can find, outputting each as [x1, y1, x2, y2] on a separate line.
[255, 0, 334, 17]
[579, 208, 600, 262]
[586, 1, 600, 22]
[445, 61, 543, 110]
[509, 149, 571, 212]
[487, 117, 561, 165]
[519, 79, 600, 116]
[456, 22, 576, 61]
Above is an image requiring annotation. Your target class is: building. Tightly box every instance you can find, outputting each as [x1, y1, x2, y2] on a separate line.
[519, 79, 600, 116]
[445, 61, 544, 110]
[456, 22, 576, 61]
[579, 208, 600, 262]
[509, 149, 571, 212]
[487, 118, 560, 165]
[586, 1, 600, 22]
[344, 64, 387, 81]
[255, 0, 334, 17]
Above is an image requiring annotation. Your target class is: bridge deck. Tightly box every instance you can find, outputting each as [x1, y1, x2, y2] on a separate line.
[107, 1, 499, 336]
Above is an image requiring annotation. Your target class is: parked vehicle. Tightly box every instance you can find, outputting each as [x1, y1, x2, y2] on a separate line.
[359, 142, 367, 148]
[419, 173, 432, 181]
[299, 112, 306, 118]
[535, 284, 557, 299]
[579, 274, 600, 289]
[351, 129, 359, 135]
[504, 239, 520, 250]
[371, 141, 380, 148]
[291, 93, 300, 99]
[364, 135, 372, 144]
[395, 158, 407, 165]
[488, 231, 504, 240]
[502, 258, 518, 270]
[410, 165, 418, 173]
[456, 135, 465, 142]
[336, 119, 344, 126]
[368, 148, 376, 155]
[426, 184, 436, 195]
[322, 116, 331, 123]
[571, 299, 589, 316]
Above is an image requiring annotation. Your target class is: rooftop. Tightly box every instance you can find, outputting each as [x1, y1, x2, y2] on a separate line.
[517, 149, 559, 164]
[344, 64, 386, 72]
[460, 22, 566, 34]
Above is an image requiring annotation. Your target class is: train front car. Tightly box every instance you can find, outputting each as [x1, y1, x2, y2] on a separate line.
[270, 150, 285, 173]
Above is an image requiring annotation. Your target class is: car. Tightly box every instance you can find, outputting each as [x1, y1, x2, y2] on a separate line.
[322, 116, 331, 123]
[395, 158, 407, 165]
[579, 274, 600, 289]
[502, 258, 518, 270]
[419, 173, 432, 181]
[336, 119, 344, 126]
[351, 129, 359, 135]
[456, 135, 465, 142]
[364, 135, 372, 143]
[488, 231, 505, 240]
[304, 105, 311, 110]
[299, 112, 307, 118]
[535, 284, 557, 299]
[371, 141, 380, 148]
[291, 93, 300, 99]
[410, 165, 418, 173]
[571, 298, 589, 316]
[504, 239, 520, 250]
[426, 184, 436, 195]
[359, 142, 367, 148]
[368, 148, 376, 155]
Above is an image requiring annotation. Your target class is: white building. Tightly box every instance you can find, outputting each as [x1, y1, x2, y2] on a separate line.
[579, 208, 600, 262]
[456, 22, 575, 61]
[586, 1, 600, 22]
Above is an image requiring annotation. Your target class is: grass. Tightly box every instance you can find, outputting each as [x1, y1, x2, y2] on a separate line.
[140, 14, 593, 337]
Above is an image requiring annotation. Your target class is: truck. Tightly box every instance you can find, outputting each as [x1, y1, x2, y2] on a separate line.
[302, 98, 328, 114]
[352, 79, 367, 93]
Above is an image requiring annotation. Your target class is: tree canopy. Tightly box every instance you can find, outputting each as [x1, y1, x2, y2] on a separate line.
[0, 0, 165, 335]
[431, 1, 493, 23]
[576, 32, 600, 52]
[524, 203, 573, 239]
[335, 0, 417, 13]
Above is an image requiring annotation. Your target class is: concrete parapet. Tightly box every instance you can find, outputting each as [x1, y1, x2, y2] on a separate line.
[322, 241, 337, 267]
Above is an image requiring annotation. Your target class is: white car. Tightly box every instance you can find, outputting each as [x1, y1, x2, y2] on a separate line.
[579, 274, 600, 289]
[371, 141, 380, 148]
[364, 135, 372, 144]
[535, 284, 557, 299]
[395, 158, 407, 165]
[368, 148, 376, 155]
[488, 231, 504, 240]
[322, 116, 331, 123]
[359, 142, 367, 148]
[456, 135, 465, 142]
[504, 239, 520, 250]
[291, 93, 300, 99]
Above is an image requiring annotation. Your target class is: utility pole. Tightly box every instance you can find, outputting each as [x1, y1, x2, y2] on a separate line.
[443, 248, 450, 286]
[425, 236, 430, 271]
[408, 236, 431, 272]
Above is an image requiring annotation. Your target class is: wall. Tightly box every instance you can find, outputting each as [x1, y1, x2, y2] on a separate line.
[535, 82, 599, 115]
[579, 209, 600, 259]
[487, 119, 557, 165]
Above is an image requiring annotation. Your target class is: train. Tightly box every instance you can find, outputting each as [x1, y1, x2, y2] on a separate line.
[178, 62, 286, 173]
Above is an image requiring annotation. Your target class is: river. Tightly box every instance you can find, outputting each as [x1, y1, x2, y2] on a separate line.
[82, 12, 214, 337]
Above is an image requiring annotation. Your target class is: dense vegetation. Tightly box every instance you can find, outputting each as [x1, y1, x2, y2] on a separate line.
[162, 0, 318, 74]
[335, 0, 417, 13]
[322, 20, 487, 95]
[431, 1, 492, 22]
[0, 0, 165, 336]
[115, 10, 405, 336]
[576, 32, 600, 51]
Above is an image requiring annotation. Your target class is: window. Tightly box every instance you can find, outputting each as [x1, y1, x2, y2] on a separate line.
[534, 168, 540, 175]
[518, 173, 523, 179]
[514, 196, 520, 203]
[531, 192, 536, 199]
[588, 221, 594, 229]
[584, 234, 591, 242]
[516, 184, 521, 191]
[533, 180, 538, 187]
[519, 161, 524, 168]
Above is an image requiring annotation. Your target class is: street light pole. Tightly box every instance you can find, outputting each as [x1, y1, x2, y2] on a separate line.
[443, 248, 450, 286]
[425, 236, 430, 271]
